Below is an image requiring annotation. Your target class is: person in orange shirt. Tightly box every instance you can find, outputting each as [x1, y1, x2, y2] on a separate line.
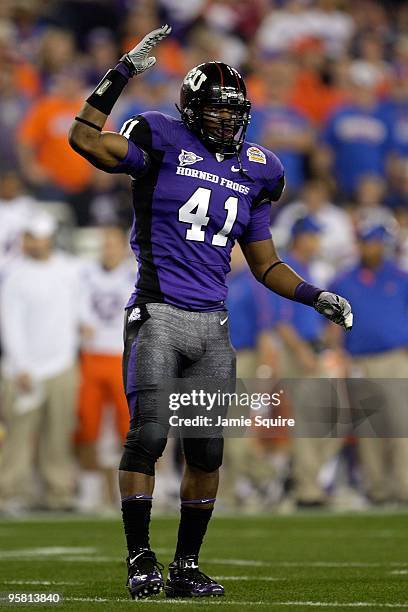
[120, 6, 185, 78]
[247, 57, 314, 198]
[247, 41, 347, 127]
[14, 62, 40, 99]
[18, 67, 93, 208]
[289, 38, 347, 126]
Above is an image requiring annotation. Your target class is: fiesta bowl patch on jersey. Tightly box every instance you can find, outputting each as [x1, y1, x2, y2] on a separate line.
[246, 146, 266, 164]
[178, 149, 204, 167]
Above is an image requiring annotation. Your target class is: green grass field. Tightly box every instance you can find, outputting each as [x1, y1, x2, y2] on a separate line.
[0, 512, 407, 611]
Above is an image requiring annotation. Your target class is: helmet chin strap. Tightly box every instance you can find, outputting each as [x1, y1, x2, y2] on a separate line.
[176, 102, 252, 171]
[235, 148, 254, 182]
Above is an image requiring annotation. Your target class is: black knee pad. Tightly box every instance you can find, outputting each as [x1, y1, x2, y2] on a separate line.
[119, 422, 168, 475]
[183, 437, 224, 472]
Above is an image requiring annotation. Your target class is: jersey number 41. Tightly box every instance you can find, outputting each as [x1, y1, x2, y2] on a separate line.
[178, 187, 238, 247]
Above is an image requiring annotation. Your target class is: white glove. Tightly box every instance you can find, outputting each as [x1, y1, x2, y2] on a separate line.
[314, 291, 353, 331]
[120, 24, 172, 76]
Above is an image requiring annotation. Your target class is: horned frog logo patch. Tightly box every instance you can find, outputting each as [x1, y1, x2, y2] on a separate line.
[246, 146, 266, 164]
[178, 149, 204, 167]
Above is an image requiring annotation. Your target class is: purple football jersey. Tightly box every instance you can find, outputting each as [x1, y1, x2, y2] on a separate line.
[119, 111, 284, 311]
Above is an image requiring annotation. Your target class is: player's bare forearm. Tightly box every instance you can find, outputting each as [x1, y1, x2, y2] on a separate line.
[68, 25, 171, 172]
[242, 238, 353, 330]
[262, 260, 303, 298]
[68, 104, 128, 170]
[241, 239, 303, 299]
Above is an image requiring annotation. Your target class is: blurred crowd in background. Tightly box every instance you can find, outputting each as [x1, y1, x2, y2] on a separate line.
[0, 0, 408, 516]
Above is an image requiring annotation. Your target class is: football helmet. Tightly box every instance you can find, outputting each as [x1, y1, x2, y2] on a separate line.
[178, 62, 251, 156]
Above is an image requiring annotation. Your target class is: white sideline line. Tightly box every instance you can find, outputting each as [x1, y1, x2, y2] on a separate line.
[273, 562, 408, 568]
[1, 551, 408, 570]
[63, 599, 408, 607]
[57, 555, 115, 562]
[0, 553, 269, 566]
[390, 570, 408, 575]
[209, 559, 270, 567]
[53, 556, 272, 566]
[0, 546, 96, 558]
[2, 580, 84, 585]
[1, 544, 407, 570]
[65, 598, 128, 603]
[272, 604, 408, 609]
[217, 529, 398, 539]
[0, 577, 281, 585]
[211, 560, 408, 568]
[2, 509, 408, 521]
[214, 576, 283, 581]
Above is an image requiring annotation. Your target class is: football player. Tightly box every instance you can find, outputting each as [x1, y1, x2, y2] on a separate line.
[69, 25, 353, 600]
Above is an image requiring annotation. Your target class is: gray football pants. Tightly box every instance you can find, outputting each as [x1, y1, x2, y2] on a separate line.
[120, 303, 236, 475]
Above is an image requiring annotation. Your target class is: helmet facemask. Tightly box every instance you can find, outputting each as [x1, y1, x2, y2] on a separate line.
[179, 78, 251, 156]
[200, 98, 251, 156]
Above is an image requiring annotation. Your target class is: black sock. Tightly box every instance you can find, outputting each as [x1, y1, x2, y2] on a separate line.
[174, 506, 214, 561]
[121, 498, 152, 553]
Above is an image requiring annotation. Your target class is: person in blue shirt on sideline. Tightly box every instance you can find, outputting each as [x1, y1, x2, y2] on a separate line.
[385, 67, 408, 161]
[329, 223, 408, 505]
[322, 62, 393, 198]
[273, 216, 325, 374]
[227, 244, 276, 378]
[246, 58, 313, 199]
[248, 105, 312, 198]
[382, 68, 408, 209]
[114, 68, 175, 130]
[270, 216, 342, 508]
[222, 245, 278, 511]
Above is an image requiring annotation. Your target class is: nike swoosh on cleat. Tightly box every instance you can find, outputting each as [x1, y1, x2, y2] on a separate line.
[220, 317, 228, 325]
[129, 550, 146, 564]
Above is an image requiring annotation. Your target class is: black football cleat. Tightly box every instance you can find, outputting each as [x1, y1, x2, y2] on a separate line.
[164, 557, 225, 598]
[126, 548, 164, 599]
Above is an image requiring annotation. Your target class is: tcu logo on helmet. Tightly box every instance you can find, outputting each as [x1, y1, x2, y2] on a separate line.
[184, 67, 207, 92]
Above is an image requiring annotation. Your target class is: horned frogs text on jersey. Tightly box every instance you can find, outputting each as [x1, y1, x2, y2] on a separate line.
[120, 111, 284, 311]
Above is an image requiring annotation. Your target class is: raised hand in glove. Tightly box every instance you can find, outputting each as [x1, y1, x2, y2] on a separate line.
[121, 24, 172, 77]
[314, 291, 353, 330]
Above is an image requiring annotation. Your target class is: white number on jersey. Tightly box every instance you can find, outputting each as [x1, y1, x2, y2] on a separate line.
[178, 187, 238, 246]
[212, 196, 238, 247]
[178, 187, 211, 242]
[120, 118, 139, 139]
